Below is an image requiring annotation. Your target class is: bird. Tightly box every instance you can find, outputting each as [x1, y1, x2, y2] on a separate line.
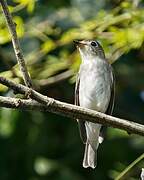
[74, 40, 115, 169]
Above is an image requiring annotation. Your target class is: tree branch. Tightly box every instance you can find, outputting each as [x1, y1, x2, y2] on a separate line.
[0, 96, 47, 111]
[0, 2, 143, 137]
[0, 0, 32, 87]
[0, 76, 144, 136]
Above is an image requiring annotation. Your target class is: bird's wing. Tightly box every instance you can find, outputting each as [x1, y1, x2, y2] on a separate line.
[106, 68, 115, 115]
[75, 74, 87, 144]
[100, 67, 115, 139]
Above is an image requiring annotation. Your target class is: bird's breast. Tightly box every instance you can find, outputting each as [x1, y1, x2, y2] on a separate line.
[79, 59, 112, 112]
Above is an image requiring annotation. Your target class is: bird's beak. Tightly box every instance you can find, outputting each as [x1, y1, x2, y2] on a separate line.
[73, 40, 86, 48]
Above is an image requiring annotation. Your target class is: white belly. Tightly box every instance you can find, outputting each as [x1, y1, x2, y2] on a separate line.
[79, 59, 112, 113]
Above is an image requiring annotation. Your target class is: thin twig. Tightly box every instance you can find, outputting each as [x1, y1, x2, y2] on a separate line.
[0, 76, 144, 136]
[35, 69, 74, 89]
[116, 153, 144, 180]
[0, 0, 32, 87]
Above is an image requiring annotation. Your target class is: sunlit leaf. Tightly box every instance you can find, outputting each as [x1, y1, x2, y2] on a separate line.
[41, 39, 56, 54]
[14, 0, 36, 13]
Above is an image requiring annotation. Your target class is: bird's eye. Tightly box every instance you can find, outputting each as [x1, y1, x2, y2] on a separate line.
[91, 41, 98, 47]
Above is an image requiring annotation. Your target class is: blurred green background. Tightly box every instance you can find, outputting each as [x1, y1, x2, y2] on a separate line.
[0, 0, 144, 179]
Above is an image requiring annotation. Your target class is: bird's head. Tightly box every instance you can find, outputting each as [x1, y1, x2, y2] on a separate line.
[74, 40, 105, 61]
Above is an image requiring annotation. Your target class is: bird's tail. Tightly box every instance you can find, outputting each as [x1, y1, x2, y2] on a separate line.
[82, 122, 103, 169]
[82, 129, 103, 168]
[83, 143, 97, 169]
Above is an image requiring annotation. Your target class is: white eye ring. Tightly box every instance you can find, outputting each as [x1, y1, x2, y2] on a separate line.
[91, 41, 98, 47]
